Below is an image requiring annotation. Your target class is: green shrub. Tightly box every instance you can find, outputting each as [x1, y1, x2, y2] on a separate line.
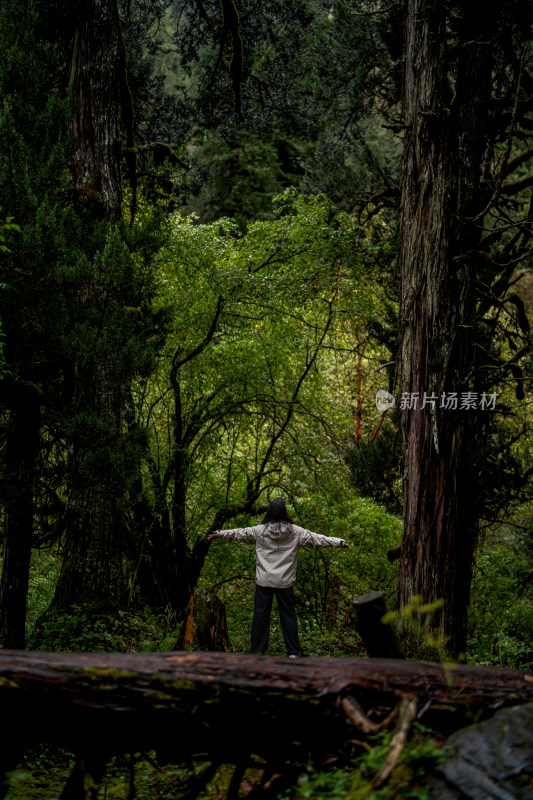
[27, 606, 179, 653]
[468, 525, 533, 669]
[280, 723, 449, 800]
[200, 490, 403, 656]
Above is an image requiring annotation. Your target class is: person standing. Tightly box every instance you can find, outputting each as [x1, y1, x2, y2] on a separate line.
[207, 497, 350, 657]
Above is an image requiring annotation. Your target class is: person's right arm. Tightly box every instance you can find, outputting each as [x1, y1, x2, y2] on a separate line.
[207, 525, 260, 544]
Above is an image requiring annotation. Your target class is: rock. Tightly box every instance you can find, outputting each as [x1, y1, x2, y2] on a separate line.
[431, 702, 533, 800]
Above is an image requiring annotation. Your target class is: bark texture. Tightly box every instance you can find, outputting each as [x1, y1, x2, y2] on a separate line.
[0, 383, 41, 648]
[397, 0, 495, 657]
[69, 0, 123, 221]
[178, 589, 230, 651]
[50, 0, 126, 614]
[51, 361, 125, 614]
[0, 651, 530, 759]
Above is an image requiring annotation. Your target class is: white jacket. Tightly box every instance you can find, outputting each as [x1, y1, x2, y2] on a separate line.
[216, 522, 346, 588]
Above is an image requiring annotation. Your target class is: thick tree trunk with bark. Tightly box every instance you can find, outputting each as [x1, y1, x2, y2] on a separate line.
[171, 379, 194, 613]
[0, 651, 530, 763]
[49, 0, 126, 615]
[69, 0, 123, 221]
[51, 364, 125, 615]
[0, 383, 41, 648]
[397, 0, 495, 658]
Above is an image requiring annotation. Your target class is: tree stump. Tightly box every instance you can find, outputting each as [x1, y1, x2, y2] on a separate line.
[178, 588, 230, 651]
[352, 591, 403, 658]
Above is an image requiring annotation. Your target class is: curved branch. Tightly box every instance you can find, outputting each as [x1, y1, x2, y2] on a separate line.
[252, 301, 335, 496]
[171, 295, 225, 380]
[501, 175, 533, 195]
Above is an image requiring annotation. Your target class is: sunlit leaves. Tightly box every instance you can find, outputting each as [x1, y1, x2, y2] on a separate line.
[137, 189, 393, 537]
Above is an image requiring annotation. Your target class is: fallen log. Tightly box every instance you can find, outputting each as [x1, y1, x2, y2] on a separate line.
[0, 650, 531, 761]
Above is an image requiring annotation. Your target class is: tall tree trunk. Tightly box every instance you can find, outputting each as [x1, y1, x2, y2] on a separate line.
[0, 383, 41, 648]
[50, 0, 126, 615]
[172, 379, 195, 615]
[397, 0, 495, 658]
[52, 361, 125, 614]
[69, 0, 123, 222]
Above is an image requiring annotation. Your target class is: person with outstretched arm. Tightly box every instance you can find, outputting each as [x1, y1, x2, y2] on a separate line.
[207, 497, 350, 658]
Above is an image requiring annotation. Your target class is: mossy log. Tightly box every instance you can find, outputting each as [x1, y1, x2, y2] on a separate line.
[0, 651, 531, 761]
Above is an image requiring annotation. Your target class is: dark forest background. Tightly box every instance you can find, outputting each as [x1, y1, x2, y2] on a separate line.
[0, 0, 532, 796]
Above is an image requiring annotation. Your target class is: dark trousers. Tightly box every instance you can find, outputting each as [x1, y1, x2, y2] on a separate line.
[251, 584, 302, 656]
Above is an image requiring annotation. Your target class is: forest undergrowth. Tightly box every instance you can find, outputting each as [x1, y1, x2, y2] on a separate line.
[4, 496, 530, 800]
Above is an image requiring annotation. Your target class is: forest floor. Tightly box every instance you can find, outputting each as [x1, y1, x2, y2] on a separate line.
[5, 722, 450, 800]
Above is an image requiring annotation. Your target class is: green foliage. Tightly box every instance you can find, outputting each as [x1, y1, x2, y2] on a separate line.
[4, 747, 196, 800]
[0, 211, 14, 377]
[202, 488, 402, 656]
[281, 724, 448, 800]
[135, 189, 391, 553]
[0, 0, 70, 218]
[468, 524, 533, 670]
[26, 549, 61, 634]
[345, 423, 402, 514]
[4, 728, 449, 800]
[163, 0, 403, 219]
[0, 196, 164, 517]
[0, 209, 20, 254]
[0, 0, 529, 713]
[382, 596, 448, 663]
[293, 491, 402, 622]
[27, 606, 178, 653]
[4, 746, 74, 800]
[0, 0, 69, 389]
[185, 131, 289, 229]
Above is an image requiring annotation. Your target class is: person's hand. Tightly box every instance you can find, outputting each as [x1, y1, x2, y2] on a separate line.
[207, 531, 219, 541]
[341, 540, 350, 548]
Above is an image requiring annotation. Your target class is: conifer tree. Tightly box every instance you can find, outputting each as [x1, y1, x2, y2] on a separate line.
[397, 0, 533, 657]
